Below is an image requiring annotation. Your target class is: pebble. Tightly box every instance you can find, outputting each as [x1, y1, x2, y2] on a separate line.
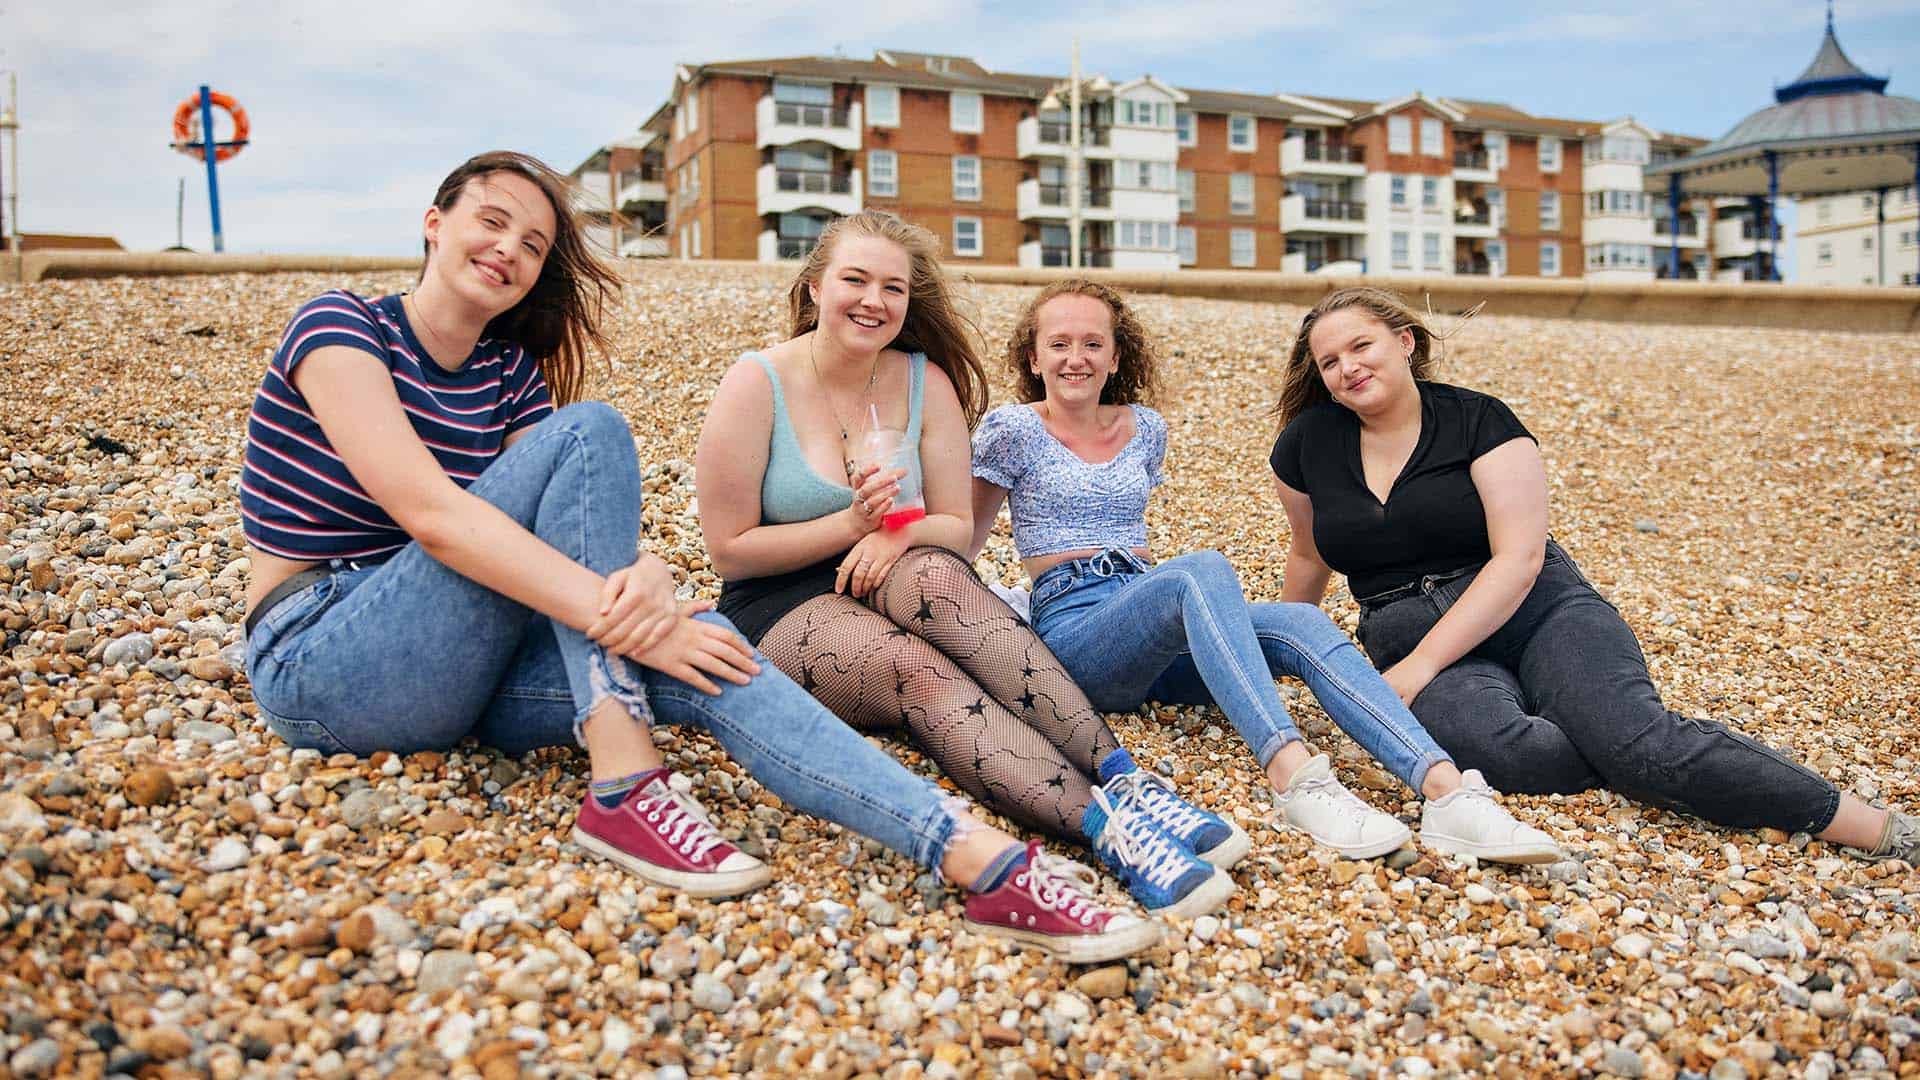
[102, 631, 155, 666]
[123, 766, 175, 807]
[1191, 913, 1221, 942]
[337, 788, 392, 830]
[1602, 1044, 1646, 1078]
[1611, 933, 1654, 960]
[1073, 965, 1128, 1000]
[690, 972, 735, 1012]
[1809, 990, 1848, 1018]
[9, 1039, 60, 1078]
[177, 719, 236, 744]
[418, 949, 478, 995]
[0, 793, 47, 835]
[202, 837, 249, 872]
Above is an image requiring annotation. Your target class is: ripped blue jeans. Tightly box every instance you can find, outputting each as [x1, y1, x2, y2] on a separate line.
[1029, 549, 1452, 793]
[244, 402, 957, 869]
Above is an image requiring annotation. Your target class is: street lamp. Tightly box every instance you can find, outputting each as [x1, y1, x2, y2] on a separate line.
[0, 72, 19, 268]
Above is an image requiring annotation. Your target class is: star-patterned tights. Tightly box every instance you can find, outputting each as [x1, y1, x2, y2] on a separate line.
[757, 546, 1123, 841]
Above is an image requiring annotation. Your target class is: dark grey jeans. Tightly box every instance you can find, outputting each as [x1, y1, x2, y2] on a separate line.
[1355, 540, 1840, 834]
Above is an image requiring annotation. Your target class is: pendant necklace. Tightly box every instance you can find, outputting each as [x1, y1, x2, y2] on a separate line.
[808, 329, 882, 480]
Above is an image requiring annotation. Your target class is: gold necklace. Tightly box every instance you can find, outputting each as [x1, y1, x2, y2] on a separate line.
[808, 330, 882, 479]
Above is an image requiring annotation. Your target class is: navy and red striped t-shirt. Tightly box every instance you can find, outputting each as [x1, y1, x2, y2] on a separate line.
[239, 291, 555, 561]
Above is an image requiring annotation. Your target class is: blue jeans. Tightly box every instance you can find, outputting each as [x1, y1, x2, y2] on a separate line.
[244, 401, 956, 869]
[1029, 549, 1452, 793]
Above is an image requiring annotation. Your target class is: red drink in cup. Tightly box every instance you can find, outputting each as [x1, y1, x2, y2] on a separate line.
[856, 426, 925, 530]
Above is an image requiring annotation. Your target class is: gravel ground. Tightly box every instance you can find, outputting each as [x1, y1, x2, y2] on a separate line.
[1, 262, 1917, 1079]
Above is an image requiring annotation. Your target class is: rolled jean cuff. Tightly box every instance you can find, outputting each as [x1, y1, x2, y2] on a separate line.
[910, 795, 961, 874]
[573, 650, 655, 747]
[1254, 732, 1301, 769]
[1404, 750, 1455, 797]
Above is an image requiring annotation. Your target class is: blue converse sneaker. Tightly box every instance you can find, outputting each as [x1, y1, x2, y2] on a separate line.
[1083, 787, 1234, 919]
[1097, 750, 1251, 869]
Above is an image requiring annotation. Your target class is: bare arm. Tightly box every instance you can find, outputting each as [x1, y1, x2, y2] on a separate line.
[967, 478, 1009, 562]
[901, 362, 975, 555]
[1273, 476, 1334, 605]
[1383, 437, 1548, 700]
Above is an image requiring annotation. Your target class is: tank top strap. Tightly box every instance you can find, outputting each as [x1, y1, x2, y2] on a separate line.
[746, 351, 804, 455]
[905, 352, 927, 443]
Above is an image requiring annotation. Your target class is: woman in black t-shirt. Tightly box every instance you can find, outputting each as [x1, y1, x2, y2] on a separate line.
[1270, 286, 1916, 860]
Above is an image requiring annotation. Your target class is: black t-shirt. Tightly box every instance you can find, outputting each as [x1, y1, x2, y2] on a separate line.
[1270, 381, 1534, 600]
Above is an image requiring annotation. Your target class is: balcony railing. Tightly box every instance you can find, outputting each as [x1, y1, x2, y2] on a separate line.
[776, 169, 853, 196]
[1036, 183, 1113, 208]
[1036, 121, 1111, 146]
[1303, 199, 1366, 222]
[777, 236, 819, 260]
[1455, 260, 1492, 276]
[1040, 247, 1113, 268]
[773, 102, 851, 128]
[1304, 144, 1365, 164]
[1654, 218, 1700, 237]
[1455, 209, 1492, 226]
[1453, 148, 1490, 170]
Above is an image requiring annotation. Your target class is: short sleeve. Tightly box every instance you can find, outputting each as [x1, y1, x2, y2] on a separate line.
[274, 291, 389, 380]
[971, 405, 1029, 489]
[1467, 392, 1535, 460]
[1137, 406, 1168, 487]
[503, 347, 555, 434]
[1269, 415, 1309, 491]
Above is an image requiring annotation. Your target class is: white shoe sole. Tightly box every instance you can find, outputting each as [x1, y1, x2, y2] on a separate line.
[572, 826, 773, 898]
[1278, 817, 1413, 860]
[1147, 866, 1236, 919]
[962, 916, 1164, 963]
[1419, 828, 1564, 865]
[1197, 821, 1252, 870]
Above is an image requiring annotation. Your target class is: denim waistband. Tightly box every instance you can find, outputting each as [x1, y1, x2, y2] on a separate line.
[1353, 563, 1482, 613]
[1031, 548, 1153, 593]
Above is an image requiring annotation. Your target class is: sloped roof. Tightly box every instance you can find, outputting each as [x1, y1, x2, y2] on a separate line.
[1777, 20, 1889, 102]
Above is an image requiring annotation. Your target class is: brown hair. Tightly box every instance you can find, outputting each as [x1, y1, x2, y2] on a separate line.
[1273, 286, 1439, 428]
[1003, 278, 1159, 406]
[425, 151, 621, 407]
[786, 210, 990, 428]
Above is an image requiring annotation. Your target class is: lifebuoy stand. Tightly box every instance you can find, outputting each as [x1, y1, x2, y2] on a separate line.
[169, 85, 249, 252]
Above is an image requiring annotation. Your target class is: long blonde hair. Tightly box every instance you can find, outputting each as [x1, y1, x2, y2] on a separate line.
[1003, 278, 1159, 406]
[787, 211, 990, 428]
[1273, 287, 1438, 428]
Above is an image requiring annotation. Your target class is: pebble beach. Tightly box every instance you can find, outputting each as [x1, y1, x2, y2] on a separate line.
[2, 262, 1918, 1079]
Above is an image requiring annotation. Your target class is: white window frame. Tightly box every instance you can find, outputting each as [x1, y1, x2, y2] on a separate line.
[691, 220, 702, 259]
[952, 155, 981, 201]
[1539, 190, 1560, 230]
[1177, 226, 1197, 266]
[1420, 117, 1442, 157]
[866, 84, 900, 128]
[1486, 132, 1507, 170]
[1230, 228, 1256, 267]
[952, 216, 982, 258]
[1486, 239, 1506, 274]
[1228, 113, 1254, 151]
[950, 91, 983, 134]
[1421, 177, 1438, 209]
[1177, 169, 1195, 214]
[1423, 232, 1443, 270]
[1539, 136, 1561, 172]
[682, 87, 699, 134]
[1540, 240, 1560, 277]
[1229, 172, 1254, 216]
[1391, 231, 1410, 269]
[1176, 108, 1196, 147]
[868, 149, 897, 197]
[1817, 241, 1833, 265]
[1390, 176, 1408, 208]
[1389, 116, 1411, 154]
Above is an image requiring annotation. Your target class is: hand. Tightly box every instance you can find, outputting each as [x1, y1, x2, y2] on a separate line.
[845, 463, 906, 534]
[587, 554, 689, 656]
[630, 605, 762, 695]
[1381, 656, 1439, 707]
[835, 526, 913, 599]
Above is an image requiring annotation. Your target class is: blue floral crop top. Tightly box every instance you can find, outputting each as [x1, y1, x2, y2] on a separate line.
[970, 402, 1166, 559]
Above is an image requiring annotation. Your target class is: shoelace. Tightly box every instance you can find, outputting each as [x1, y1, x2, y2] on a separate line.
[1024, 850, 1103, 926]
[1092, 788, 1193, 890]
[1105, 770, 1208, 840]
[634, 787, 726, 861]
[1284, 772, 1371, 815]
[1868, 812, 1920, 862]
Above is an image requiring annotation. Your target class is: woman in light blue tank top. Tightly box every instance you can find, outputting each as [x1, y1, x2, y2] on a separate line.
[696, 212, 1241, 920]
[971, 281, 1563, 867]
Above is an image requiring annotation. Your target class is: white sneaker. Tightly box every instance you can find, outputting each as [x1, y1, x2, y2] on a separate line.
[1419, 769, 1564, 865]
[1273, 753, 1412, 859]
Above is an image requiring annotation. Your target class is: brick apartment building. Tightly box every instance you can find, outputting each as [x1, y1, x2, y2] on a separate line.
[582, 49, 1754, 281]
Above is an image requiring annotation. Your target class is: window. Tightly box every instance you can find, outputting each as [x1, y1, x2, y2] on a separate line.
[1862, 194, 1875, 213]
[1586, 190, 1649, 216]
[952, 155, 980, 201]
[1230, 228, 1256, 267]
[1391, 231, 1410, 269]
[1116, 160, 1172, 191]
[1390, 176, 1407, 208]
[1229, 114, 1255, 151]
[1118, 97, 1172, 128]
[1586, 243, 1652, 270]
[1423, 232, 1442, 270]
[952, 217, 982, 257]
[1539, 190, 1560, 230]
[1584, 135, 1649, 165]
[1420, 118, 1442, 156]
[1486, 132, 1507, 170]
[1389, 116, 1411, 154]
[1486, 187, 1504, 226]
[1421, 177, 1438, 209]
[950, 91, 982, 133]
[1115, 221, 1174, 251]
[1486, 239, 1505, 273]
[1817, 241, 1834, 265]
[1902, 229, 1917, 247]
[1177, 169, 1195, 213]
[868, 150, 897, 197]
[866, 84, 899, 128]
[1539, 136, 1561, 171]
[1177, 226, 1197, 265]
[683, 87, 699, 134]
[1540, 240, 1560, 276]
[1817, 200, 1832, 223]
[1176, 109, 1196, 147]
[1863, 235, 1874, 252]
[773, 80, 831, 105]
[1230, 172, 1254, 215]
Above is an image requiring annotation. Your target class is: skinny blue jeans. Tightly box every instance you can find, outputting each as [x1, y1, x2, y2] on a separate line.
[1028, 549, 1452, 793]
[244, 402, 955, 869]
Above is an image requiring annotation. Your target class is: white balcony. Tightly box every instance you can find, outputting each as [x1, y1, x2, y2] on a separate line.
[756, 164, 862, 217]
[1713, 217, 1765, 257]
[1017, 178, 1114, 222]
[1281, 251, 1307, 274]
[1280, 135, 1366, 177]
[756, 97, 862, 152]
[1453, 213, 1497, 239]
[1451, 149, 1496, 184]
[1280, 192, 1368, 235]
[1016, 116, 1115, 160]
[621, 235, 669, 258]
[1584, 214, 1654, 246]
[1110, 188, 1179, 220]
[575, 171, 613, 213]
[1018, 241, 1044, 268]
[1651, 221, 1706, 249]
[617, 176, 666, 208]
[758, 229, 823, 263]
[1111, 248, 1180, 270]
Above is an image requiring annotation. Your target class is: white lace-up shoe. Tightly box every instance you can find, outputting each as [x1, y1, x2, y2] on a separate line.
[1272, 753, 1412, 859]
[1419, 769, 1564, 865]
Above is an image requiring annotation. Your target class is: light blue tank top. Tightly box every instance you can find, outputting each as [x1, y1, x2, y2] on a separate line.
[748, 351, 926, 524]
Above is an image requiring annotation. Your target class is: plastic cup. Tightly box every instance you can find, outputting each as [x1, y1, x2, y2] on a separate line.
[854, 427, 926, 530]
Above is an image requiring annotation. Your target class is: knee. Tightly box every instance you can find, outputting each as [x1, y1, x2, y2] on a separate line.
[1167, 549, 1243, 599]
[894, 546, 977, 594]
[552, 400, 634, 449]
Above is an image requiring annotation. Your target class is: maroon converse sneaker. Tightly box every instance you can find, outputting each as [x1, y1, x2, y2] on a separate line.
[961, 841, 1162, 963]
[571, 775, 771, 898]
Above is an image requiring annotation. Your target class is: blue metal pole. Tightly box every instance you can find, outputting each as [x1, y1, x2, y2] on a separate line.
[199, 85, 224, 253]
[1747, 195, 1764, 281]
[1667, 172, 1682, 280]
[1913, 144, 1919, 286]
[1765, 150, 1780, 281]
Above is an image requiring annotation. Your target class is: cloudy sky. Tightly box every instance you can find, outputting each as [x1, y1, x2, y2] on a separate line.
[8, 0, 1918, 254]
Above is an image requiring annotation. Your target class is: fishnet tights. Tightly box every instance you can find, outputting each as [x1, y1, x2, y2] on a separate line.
[758, 547, 1121, 840]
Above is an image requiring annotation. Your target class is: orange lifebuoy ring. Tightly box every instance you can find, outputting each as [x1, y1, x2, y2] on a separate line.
[172, 91, 249, 162]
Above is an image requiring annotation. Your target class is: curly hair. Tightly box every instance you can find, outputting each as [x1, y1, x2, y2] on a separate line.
[1272, 286, 1441, 429]
[1003, 278, 1159, 406]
